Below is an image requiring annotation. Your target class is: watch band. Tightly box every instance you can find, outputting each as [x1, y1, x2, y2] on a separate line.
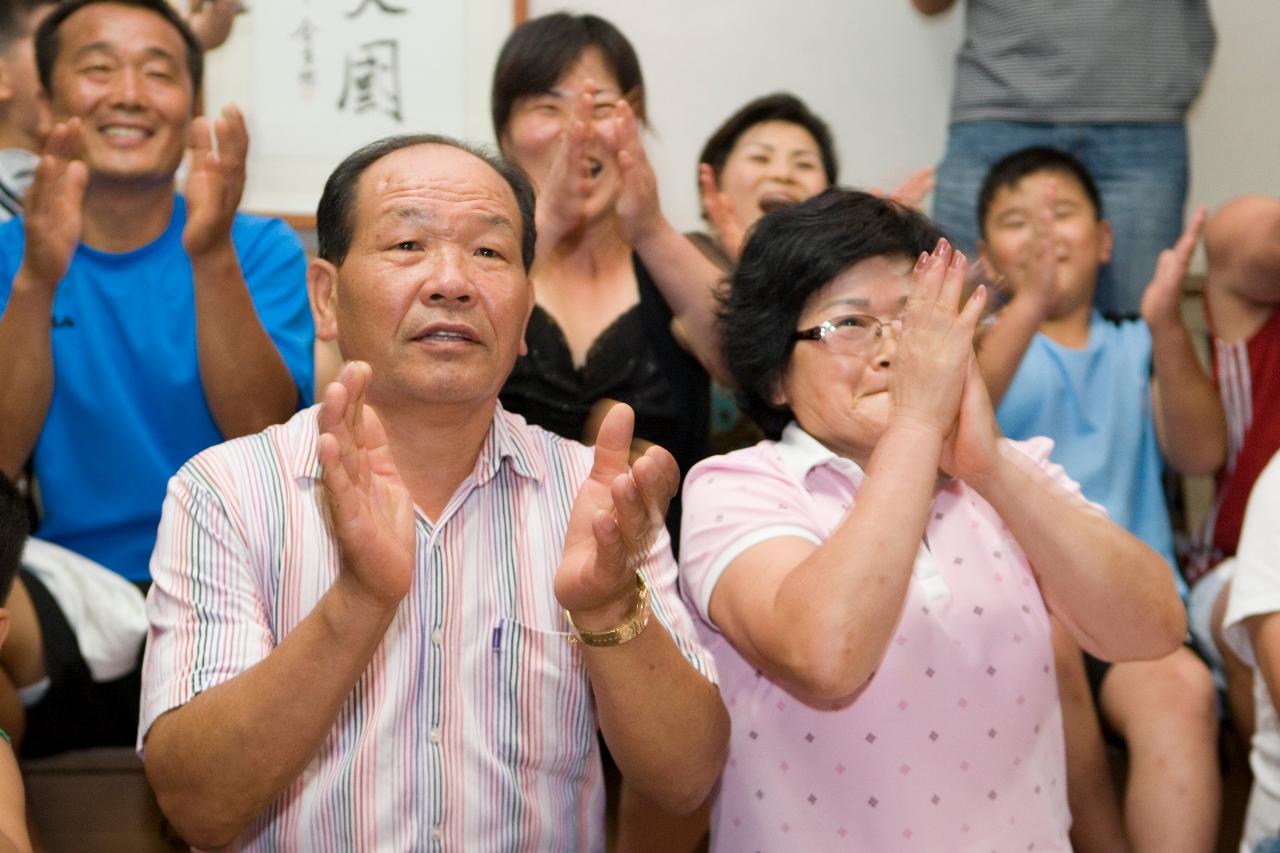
[565, 573, 650, 647]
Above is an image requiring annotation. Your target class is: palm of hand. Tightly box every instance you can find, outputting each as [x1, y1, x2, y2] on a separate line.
[554, 474, 619, 614]
[24, 121, 87, 287]
[182, 108, 248, 256]
[553, 403, 673, 619]
[319, 363, 416, 607]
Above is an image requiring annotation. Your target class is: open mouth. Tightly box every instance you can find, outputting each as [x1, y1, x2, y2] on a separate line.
[758, 194, 799, 214]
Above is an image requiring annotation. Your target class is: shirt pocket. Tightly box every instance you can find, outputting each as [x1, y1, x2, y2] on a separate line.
[489, 617, 595, 782]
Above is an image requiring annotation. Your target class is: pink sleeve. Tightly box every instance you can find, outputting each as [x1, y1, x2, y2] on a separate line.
[1003, 437, 1108, 517]
[679, 448, 824, 629]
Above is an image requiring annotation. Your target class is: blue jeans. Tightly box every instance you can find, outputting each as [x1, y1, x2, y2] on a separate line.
[932, 121, 1189, 318]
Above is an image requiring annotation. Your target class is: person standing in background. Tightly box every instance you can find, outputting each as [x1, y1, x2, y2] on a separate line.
[914, 0, 1215, 319]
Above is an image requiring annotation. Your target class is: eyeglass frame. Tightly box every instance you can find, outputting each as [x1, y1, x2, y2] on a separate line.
[792, 313, 897, 354]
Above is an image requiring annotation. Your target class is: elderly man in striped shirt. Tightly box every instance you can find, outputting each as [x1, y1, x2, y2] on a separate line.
[136, 134, 729, 851]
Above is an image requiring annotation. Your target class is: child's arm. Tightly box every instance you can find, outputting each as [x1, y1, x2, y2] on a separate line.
[0, 737, 31, 853]
[1202, 196, 1280, 344]
[1145, 207, 1227, 476]
[976, 180, 1057, 406]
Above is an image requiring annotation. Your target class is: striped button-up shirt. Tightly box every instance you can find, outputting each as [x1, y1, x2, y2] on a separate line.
[138, 404, 717, 852]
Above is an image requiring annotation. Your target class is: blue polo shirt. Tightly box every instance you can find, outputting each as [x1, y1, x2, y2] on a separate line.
[0, 196, 314, 581]
[995, 311, 1185, 597]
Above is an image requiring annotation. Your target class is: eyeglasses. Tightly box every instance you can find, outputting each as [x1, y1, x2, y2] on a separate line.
[793, 313, 896, 356]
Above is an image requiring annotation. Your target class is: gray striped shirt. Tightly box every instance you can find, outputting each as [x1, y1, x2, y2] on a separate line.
[952, 0, 1216, 124]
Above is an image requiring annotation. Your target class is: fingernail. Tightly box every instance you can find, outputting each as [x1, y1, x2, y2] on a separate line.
[934, 237, 948, 256]
[950, 250, 967, 270]
[915, 251, 929, 272]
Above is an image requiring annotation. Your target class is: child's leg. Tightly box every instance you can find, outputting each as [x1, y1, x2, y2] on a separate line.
[1052, 619, 1133, 853]
[1098, 647, 1220, 853]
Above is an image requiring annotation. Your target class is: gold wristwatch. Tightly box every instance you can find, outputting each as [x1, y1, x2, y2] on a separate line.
[565, 573, 650, 647]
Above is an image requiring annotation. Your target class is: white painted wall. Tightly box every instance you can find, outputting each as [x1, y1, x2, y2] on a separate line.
[524, 0, 1280, 240]
[211, 0, 1280, 244]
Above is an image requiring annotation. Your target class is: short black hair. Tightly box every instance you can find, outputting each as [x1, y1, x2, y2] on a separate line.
[723, 188, 946, 438]
[0, 473, 27, 600]
[0, 0, 51, 54]
[976, 146, 1103, 238]
[35, 0, 203, 94]
[699, 92, 838, 188]
[491, 12, 645, 145]
[316, 133, 537, 272]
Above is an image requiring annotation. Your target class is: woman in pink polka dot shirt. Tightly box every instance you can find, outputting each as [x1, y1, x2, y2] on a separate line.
[678, 189, 1186, 851]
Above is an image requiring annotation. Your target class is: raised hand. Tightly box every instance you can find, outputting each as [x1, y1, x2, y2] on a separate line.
[1016, 178, 1059, 316]
[186, 0, 241, 51]
[1141, 205, 1207, 332]
[318, 361, 415, 610]
[555, 402, 679, 630]
[891, 239, 987, 437]
[886, 165, 936, 212]
[604, 99, 664, 247]
[697, 162, 746, 262]
[532, 85, 596, 256]
[21, 119, 87, 291]
[939, 356, 1003, 484]
[183, 104, 248, 258]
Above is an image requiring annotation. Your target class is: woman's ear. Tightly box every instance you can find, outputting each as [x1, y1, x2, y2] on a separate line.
[769, 375, 788, 408]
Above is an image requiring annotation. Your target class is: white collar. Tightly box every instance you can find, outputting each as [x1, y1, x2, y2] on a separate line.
[773, 421, 866, 483]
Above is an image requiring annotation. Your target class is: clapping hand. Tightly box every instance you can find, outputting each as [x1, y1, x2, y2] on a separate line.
[1015, 178, 1059, 317]
[891, 239, 987, 439]
[318, 362, 415, 610]
[697, 162, 747, 263]
[1141, 205, 1206, 333]
[533, 84, 597, 257]
[602, 99, 664, 247]
[870, 165, 936, 212]
[555, 402, 679, 630]
[21, 119, 87, 291]
[183, 104, 248, 258]
[939, 356, 1003, 486]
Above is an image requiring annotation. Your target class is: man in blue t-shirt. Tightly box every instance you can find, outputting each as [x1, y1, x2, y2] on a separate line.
[0, 0, 313, 585]
[975, 146, 1224, 853]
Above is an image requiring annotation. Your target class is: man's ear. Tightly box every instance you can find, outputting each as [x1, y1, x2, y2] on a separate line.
[518, 274, 535, 357]
[1097, 219, 1114, 266]
[0, 58, 14, 104]
[308, 258, 340, 344]
[0, 608, 10, 652]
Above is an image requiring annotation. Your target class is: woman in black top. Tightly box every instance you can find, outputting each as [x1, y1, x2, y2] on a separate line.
[492, 13, 725, 550]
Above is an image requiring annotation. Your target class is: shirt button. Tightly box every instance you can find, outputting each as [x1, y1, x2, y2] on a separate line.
[431, 824, 443, 842]
[429, 727, 441, 744]
[431, 627, 443, 645]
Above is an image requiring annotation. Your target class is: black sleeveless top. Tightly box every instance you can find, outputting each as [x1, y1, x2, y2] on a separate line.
[500, 255, 709, 550]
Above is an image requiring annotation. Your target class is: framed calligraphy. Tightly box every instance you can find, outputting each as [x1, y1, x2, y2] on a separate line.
[203, 0, 525, 221]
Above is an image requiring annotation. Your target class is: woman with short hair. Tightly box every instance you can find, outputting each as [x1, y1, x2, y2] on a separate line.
[679, 188, 1185, 851]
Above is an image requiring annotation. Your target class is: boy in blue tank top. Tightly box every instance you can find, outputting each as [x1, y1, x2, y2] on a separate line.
[974, 146, 1225, 853]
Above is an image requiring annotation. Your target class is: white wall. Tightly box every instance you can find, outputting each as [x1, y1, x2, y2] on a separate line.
[210, 1, 1280, 238]
[523, 0, 1280, 244]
